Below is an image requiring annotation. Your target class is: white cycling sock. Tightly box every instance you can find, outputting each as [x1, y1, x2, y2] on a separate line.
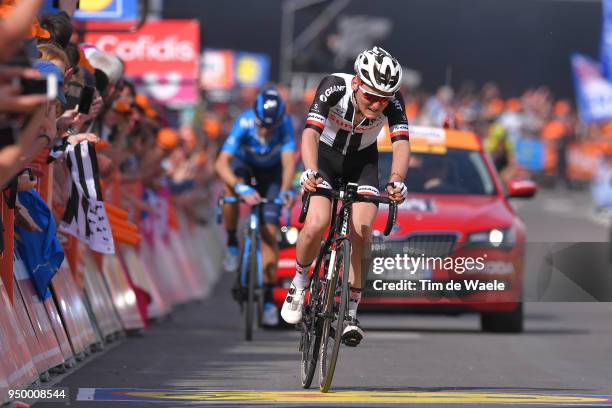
[293, 261, 311, 289]
[348, 287, 362, 319]
[293, 261, 312, 289]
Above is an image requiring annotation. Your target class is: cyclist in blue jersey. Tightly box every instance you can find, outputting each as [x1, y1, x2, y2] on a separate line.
[215, 88, 297, 326]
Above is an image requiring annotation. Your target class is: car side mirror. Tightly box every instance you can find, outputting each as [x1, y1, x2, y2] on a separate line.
[507, 179, 538, 199]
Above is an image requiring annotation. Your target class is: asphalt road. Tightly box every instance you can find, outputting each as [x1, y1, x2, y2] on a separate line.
[35, 188, 612, 407]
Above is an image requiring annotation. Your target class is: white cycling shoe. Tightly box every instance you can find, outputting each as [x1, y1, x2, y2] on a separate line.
[262, 303, 279, 327]
[341, 316, 364, 347]
[223, 247, 239, 273]
[281, 280, 309, 324]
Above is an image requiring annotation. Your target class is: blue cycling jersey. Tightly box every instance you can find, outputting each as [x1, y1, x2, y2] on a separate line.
[221, 110, 296, 168]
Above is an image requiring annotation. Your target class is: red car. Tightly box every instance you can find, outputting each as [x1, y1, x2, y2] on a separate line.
[274, 126, 536, 332]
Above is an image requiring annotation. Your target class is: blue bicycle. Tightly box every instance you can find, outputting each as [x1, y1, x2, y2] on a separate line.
[217, 194, 290, 341]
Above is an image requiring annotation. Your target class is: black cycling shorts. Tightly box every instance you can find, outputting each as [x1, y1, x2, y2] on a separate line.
[316, 141, 380, 196]
[231, 157, 282, 225]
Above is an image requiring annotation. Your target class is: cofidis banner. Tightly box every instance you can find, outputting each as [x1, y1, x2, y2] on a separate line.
[571, 53, 612, 123]
[86, 20, 200, 106]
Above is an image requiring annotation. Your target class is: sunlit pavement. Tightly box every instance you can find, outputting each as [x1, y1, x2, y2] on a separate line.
[36, 188, 612, 407]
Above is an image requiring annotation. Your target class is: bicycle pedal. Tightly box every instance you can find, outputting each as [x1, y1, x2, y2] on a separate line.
[341, 335, 362, 347]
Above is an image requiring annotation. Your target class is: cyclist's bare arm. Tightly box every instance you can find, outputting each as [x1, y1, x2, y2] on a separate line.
[214, 151, 240, 188]
[280, 150, 296, 193]
[301, 128, 320, 171]
[382, 92, 411, 201]
[300, 128, 323, 192]
[389, 140, 410, 183]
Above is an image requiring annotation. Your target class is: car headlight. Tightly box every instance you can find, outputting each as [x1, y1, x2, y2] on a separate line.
[466, 227, 515, 249]
[280, 226, 299, 246]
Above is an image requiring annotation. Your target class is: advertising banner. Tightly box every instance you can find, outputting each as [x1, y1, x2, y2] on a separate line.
[200, 49, 270, 91]
[515, 138, 545, 172]
[85, 20, 200, 107]
[234, 52, 270, 88]
[571, 53, 612, 123]
[601, 0, 612, 80]
[43, 0, 139, 21]
[200, 49, 234, 90]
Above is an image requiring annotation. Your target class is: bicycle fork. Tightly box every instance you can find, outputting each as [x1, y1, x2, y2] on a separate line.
[326, 206, 350, 280]
[240, 214, 264, 289]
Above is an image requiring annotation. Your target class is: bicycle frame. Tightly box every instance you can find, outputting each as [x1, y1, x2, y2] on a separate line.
[217, 196, 265, 291]
[240, 204, 264, 289]
[299, 182, 397, 391]
[217, 193, 287, 340]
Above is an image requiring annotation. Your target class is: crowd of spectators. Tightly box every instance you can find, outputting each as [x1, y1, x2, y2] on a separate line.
[0, 0, 216, 260]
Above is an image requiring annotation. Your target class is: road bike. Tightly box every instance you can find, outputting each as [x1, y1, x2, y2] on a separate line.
[217, 192, 289, 341]
[297, 181, 397, 391]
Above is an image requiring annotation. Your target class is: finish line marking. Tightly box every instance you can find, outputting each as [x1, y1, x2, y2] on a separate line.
[77, 389, 612, 405]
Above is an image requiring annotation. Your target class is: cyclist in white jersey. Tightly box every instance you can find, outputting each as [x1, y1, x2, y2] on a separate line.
[281, 47, 411, 346]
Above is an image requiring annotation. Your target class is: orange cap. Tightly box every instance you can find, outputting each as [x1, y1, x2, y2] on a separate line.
[78, 48, 96, 74]
[602, 121, 612, 137]
[203, 118, 222, 140]
[542, 120, 566, 140]
[506, 98, 521, 113]
[554, 100, 571, 117]
[145, 107, 158, 118]
[30, 18, 51, 40]
[488, 98, 505, 116]
[0, 6, 50, 39]
[113, 98, 132, 114]
[135, 93, 149, 109]
[157, 128, 178, 150]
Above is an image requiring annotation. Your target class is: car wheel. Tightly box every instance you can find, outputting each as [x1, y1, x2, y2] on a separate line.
[480, 303, 523, 333]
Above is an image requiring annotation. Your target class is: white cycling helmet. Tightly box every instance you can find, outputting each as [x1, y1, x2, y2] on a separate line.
[354, 46, 403, 94]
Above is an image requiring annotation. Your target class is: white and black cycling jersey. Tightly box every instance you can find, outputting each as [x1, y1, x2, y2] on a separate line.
[304, 73, 409, 155]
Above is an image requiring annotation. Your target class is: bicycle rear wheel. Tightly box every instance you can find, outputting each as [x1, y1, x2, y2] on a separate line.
[300, 249, 326, 388]
[318, 239, 351, 392]
[244, 232, 257, 341]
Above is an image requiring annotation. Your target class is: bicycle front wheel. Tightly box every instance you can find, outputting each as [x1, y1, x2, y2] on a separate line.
[300, 249, 326, 388]
[318, 239, 351, 392]
[244, 231, 257, 341]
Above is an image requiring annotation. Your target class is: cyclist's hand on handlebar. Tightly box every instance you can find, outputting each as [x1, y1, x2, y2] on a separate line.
[279, 190, 296, 207]
[234, 183, 262, 205]
[243, 192, 261, 206]
[386, 181, 408, 203]
[300, 169, 324, 193]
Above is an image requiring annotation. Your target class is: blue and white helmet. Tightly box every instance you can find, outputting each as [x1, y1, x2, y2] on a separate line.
[253, 88, 286, 128]
[354, 46, 403, 94]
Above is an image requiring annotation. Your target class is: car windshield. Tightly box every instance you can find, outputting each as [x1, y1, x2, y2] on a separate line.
[379, 149, 496, 195]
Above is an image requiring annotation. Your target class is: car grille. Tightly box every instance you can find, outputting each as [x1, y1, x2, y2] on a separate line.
[371, 233, 458, 258]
